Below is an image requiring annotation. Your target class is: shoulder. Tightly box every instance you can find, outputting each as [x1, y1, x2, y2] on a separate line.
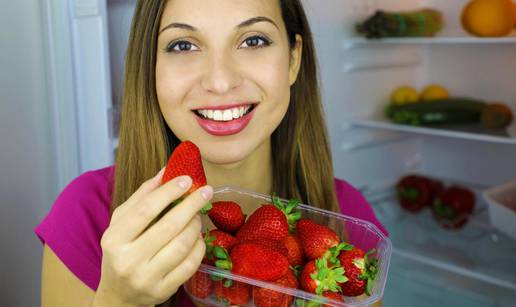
[333, 177, 389, 236]
[35, 165, 115, 291]
[48, 166, 114, 228]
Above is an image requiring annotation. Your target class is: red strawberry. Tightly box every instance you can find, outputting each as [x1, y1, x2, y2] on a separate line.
[236, 196, 301, 242]
[203, 229, 236, 265]
[214, 280, 250, 305]
[161, 141, 206, 193]
[228, 242, 290, 281]
[160, 141, 211, 213]
[300, 259, 347, 295]
[185, 271, 213, 299]
[252, 270, 298, 307]
[208, 201, 245, 233]
[338, 248, 378, 297]
[396, 175, 444, 213]
[321, 291, 345, 306]
[432, 186, 475, 229]
[239, 238, 289, 257]
[283, 233, 305, 266]
[296, 219, 340, 260]
[209, 229, 237, 250]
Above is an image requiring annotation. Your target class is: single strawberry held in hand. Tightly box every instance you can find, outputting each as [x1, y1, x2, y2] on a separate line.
[161, 140, 207, 192]
[160, 140, 211, 213]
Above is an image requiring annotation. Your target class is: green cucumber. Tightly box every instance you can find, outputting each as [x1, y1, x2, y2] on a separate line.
[385, 98, 487, 126]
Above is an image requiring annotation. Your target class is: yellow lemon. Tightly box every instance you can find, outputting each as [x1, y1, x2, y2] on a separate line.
[461, 0, 513, 37]
[390, 86, 419, 105]
[420, 85, 449, 101]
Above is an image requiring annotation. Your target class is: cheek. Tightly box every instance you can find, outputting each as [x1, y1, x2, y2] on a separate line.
[245, 49, 292, 104]
[156, 59, 189, 109]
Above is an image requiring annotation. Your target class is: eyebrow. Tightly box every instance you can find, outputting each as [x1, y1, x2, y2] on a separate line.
[158, 16, 279, 35]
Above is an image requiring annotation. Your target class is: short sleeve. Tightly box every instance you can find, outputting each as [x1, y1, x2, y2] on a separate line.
[34, 167, 113, 291]
[334, 178, 389, 237]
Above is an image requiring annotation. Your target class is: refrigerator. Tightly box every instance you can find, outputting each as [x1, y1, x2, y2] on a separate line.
[43, 0, 516, 306]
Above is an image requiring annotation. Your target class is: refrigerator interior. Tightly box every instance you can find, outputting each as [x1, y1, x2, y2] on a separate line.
[100, 0, 516, 305]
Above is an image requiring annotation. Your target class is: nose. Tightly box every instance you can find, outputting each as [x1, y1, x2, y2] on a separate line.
[201, 52, 242, 94]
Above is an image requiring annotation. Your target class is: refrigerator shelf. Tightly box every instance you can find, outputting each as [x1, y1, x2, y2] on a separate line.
[343, 30, 516, 49]
[367, 185, 516, 292]
[349, 116, 516, 145]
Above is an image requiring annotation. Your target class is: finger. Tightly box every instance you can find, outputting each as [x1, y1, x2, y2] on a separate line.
[132, 185, 213, 255]
[111, 167, 165, 224]
[142, 215, 202, 277]
[108, 175, 194, 243]
[156, 237, 206, 297]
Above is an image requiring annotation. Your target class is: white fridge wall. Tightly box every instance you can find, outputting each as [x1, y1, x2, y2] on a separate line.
[419, 136, 516, 186]
[305, 0, 426, 187]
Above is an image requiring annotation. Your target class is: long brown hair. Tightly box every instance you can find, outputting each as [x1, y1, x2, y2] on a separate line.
[112, 0, 339, 302]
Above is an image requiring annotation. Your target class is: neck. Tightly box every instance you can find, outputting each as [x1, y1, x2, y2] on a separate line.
[202, 139, 272, 196]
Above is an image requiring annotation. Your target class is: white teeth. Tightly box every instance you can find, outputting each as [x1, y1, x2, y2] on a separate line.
[197, 105, 253, 121]
[222, 109, 232, 121]
[213, 110, 223, 121]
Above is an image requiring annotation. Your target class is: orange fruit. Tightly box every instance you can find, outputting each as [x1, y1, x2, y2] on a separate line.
[420, 85, 449, 101]
[512, 1, 516, 27]
[461, 0, 513, 37]
[390, 86, 419, 105]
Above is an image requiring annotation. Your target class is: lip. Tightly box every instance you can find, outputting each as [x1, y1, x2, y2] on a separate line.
[194, 105, 256, 136]
[193, 102, 255, 111]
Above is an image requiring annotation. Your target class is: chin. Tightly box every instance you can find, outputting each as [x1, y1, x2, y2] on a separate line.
[202, 146, 252, 165]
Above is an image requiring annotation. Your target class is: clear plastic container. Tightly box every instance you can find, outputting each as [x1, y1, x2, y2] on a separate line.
[184, 186, 392, 306]
[483, 180, 516, 241]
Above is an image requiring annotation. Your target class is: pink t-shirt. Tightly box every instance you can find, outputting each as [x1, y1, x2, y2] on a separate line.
[35, 166, 388, 306]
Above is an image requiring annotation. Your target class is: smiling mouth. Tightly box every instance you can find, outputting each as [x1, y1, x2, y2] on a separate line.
[193, 104, 257, 121]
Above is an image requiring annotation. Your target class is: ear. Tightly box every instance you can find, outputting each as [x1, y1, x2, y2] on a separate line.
[288, 34, 303, 86]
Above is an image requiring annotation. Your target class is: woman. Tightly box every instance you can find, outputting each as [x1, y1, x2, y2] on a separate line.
[35, 0, 387, 306]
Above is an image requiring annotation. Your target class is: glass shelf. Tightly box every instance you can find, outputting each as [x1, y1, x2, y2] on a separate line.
[349, 116, 516, 146]
[343, 30, 516, 49]
[367, 184, 516, 292]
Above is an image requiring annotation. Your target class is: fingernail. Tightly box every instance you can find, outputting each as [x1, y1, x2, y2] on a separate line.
[201, 186, 213, 200]
[177, 176, 191, 189]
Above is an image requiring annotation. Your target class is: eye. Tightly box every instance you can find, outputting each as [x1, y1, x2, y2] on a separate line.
[165, 40, 200, 53]
[240, 35, 272, 49]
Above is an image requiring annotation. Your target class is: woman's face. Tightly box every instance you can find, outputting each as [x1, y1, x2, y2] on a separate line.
[156, 0, 302, 165]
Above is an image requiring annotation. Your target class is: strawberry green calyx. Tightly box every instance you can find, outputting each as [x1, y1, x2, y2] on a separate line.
[200, 202, 212, 215]
[271, 194, 302, 232]
[213, 246, 233, 271]
[326, 242, 353, 265]
[203, 230, 216, 262]
[311, 258, 348, 295]
[361, 249, 379, 296]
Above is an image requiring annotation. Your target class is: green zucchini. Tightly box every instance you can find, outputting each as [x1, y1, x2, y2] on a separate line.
[385, 98, 487, 126]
